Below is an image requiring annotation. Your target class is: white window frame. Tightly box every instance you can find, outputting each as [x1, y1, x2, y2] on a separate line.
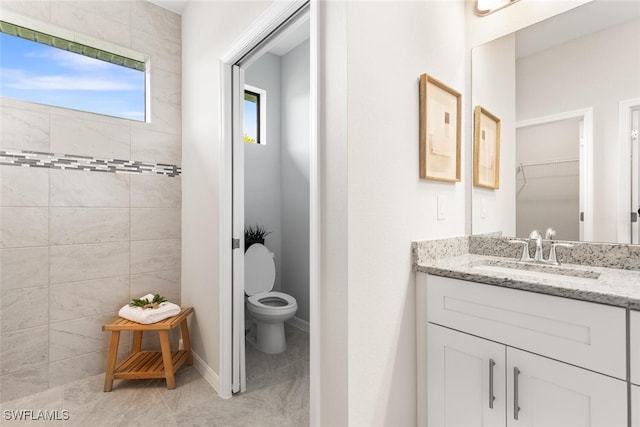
[244, 84, 267, 145]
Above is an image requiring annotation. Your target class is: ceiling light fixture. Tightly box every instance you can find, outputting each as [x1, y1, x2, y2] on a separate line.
[475, 0, 520, 16]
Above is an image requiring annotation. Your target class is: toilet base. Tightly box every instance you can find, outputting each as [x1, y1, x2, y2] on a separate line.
[254, 321, 286, 354]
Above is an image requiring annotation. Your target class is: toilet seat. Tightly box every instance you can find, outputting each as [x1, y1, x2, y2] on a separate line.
[248, 291, 297, 310]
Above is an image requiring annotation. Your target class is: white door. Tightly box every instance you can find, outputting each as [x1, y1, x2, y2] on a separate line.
[231, 64, 246, 393]
[506, 348, 627, 427]
[630, 107, 640, 243]
[428, 324, 506, 427]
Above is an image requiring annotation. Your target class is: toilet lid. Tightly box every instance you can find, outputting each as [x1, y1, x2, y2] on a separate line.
[244, 243, 275, 296]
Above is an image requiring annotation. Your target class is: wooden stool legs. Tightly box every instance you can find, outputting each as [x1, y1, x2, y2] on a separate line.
[104, 331, 121, 392]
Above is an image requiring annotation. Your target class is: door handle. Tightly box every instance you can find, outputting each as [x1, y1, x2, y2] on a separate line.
[513, 367, 521, 420]
[489, 359, 496, 409]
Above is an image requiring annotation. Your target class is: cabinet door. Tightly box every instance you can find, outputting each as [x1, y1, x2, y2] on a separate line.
[506, 348, 627, 427]
[631, 310, 640, 385]
[428, 324, 506, 427]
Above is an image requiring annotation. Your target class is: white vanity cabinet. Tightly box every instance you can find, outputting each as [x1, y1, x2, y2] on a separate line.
[419, 274, 628, 427]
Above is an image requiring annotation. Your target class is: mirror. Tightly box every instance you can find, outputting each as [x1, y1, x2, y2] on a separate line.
[471, 0, 640, 244]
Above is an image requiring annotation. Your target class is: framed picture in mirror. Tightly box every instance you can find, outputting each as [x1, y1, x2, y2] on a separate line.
[419, 73, 461, 182]
[473, 106, 501, 189]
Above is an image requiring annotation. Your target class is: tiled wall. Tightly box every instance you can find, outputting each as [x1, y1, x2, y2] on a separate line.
[0, 0, 181, 402]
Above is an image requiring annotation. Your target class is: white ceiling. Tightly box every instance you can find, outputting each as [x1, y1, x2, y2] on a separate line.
[144, 0, 309, 57]
[516, 1, 640, 58]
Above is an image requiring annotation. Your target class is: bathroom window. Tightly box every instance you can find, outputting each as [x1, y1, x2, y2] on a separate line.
[0, 20, 147, 121]
[244, 85, 266, 144]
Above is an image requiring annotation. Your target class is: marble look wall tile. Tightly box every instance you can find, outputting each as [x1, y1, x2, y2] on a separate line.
[150, 67, 181, 106]
[48, 350, 111, 389]
[130, 239, 180, 275]
[49, 313, 116, 362]
[50, 1, 131, 48]
[0, 166, 49, 207]
[1, 286, 48, 333]
[50, 169, 129, 207]
[0, 106, 50, 152]
[131, 0, 181, 43]
[130, 127, 181, 166]
[130, 175, 181, 208]
[0, 326, 49, 375]
[50, 242, 129, 284]
[130, 208, 181, 241]
[130, 269, 180, 304]
[130, 29, 181, 74]
[50, 207, 129, 245]
[0, 1, 50, 22]
[0, 247, 49, 290]
[50, 276, 129, 323]
[0, 364, 49, 404]
[147, 100, 182, 135]
[0, 207, 49, 248]
[50, 114, 131, 160]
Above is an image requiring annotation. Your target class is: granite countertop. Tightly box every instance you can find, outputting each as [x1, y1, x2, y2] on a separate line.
[415, 251, 640, 311]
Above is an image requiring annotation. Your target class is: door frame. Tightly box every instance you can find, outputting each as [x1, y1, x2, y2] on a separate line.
[219, 1, 320, 425]
[617, 98, 640, 243]
[516, 107, 594, 242]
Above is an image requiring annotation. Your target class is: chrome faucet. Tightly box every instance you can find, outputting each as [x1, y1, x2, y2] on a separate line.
[510, 229, 574, 265]
[529, 229, 544, 261]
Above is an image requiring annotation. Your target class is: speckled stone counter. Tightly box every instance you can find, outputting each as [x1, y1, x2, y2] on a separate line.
[412, 235, 640, 310]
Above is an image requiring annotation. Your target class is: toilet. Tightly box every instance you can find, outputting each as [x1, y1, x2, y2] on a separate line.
[245, 243, 298, 354]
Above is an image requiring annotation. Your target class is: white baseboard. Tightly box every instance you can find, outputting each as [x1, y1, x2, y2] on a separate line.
[192, 351, 229, 398]
[287, 316, 310, 333]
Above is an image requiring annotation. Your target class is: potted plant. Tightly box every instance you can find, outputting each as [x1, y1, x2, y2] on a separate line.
[244, 225, 271, 251]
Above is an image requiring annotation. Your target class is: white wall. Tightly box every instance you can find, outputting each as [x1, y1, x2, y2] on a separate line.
[343, 2, 466, 425]
[245, 53, 283, 291]
[471, 33, 517, 237]
[516, 18, 640, 242]
[281, 39, 310, 323]
[181, 0, 271, 386]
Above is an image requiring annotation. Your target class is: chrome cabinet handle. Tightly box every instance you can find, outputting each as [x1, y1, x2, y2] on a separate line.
[489, 359, 496, 409]
[514, 367, 521, 420]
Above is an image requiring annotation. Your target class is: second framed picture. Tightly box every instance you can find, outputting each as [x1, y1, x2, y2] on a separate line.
[419, 73, 461, 182]
[473, 106, 501, 189]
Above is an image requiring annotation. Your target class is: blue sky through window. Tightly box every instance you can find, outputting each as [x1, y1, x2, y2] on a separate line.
[244, 93, 258, 143]
[0, 32, 145, 121]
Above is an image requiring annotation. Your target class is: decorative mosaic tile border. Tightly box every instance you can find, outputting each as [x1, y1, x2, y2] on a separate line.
[0, 150, 181, 177]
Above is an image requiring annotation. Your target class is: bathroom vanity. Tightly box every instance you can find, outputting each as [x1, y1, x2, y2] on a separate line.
[414, 236, 640, 427]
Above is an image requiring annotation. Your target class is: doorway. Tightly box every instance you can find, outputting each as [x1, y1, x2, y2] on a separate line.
[515, 109, 593, 241]
[219, 2, 319, 421]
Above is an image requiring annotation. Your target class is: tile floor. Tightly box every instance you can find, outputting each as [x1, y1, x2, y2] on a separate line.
[0, 324, 309, 427]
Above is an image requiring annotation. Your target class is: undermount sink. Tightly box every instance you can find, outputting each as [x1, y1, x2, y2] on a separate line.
[471, 259, 600, 284]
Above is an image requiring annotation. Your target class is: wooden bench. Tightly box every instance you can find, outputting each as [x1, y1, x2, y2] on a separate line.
[102, 306, 193, 391]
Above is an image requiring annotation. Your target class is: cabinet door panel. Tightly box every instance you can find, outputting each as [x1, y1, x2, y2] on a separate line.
[428, 324, 505, 427]
[631, 311, 640, 385]
[632, 385, 640, 427]
[506, 348, 627, 427]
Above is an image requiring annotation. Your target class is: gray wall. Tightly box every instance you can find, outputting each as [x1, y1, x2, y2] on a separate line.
[244, 41, 310, 323]
[0, 0, 181, 402]
[245, 53, 283, 291]
[281, 40, 310, 323]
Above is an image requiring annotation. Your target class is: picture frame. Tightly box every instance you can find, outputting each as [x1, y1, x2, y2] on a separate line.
[473, 105, 501, 189]
[419, 73, 461, 182]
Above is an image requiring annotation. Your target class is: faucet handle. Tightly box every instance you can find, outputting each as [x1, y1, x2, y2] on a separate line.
[509, 239, 532, 261]
[529, 229, 541, 240]
[548, 243, 574, 265]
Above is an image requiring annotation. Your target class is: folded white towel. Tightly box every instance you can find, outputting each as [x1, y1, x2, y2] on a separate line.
[118, 294, 181, 324]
